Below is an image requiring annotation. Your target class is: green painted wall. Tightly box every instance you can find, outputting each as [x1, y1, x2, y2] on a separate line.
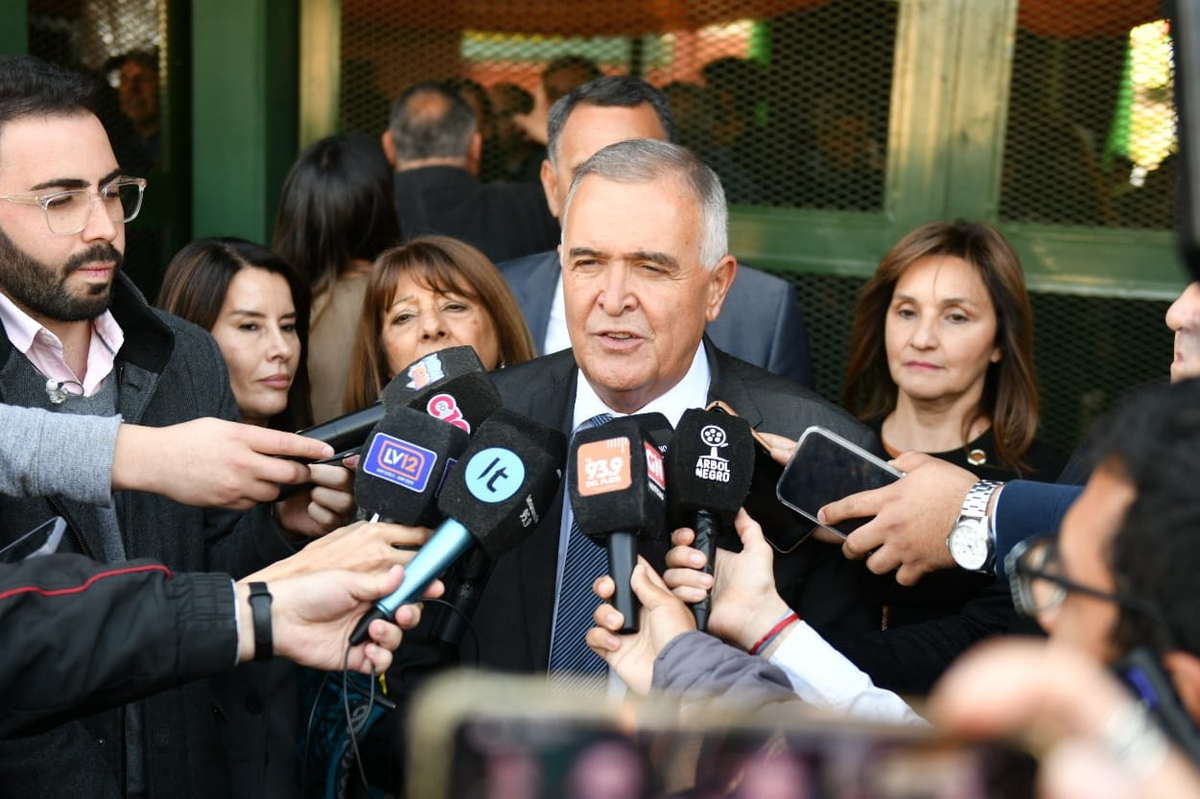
[0, 1, 27, 54]
[191, 0, 298, 243]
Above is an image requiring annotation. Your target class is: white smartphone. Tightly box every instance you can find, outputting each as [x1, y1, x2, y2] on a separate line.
[775, 426, 902, 538]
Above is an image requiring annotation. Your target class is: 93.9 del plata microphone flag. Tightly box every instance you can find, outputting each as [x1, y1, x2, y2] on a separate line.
[566, 413, 669, 634]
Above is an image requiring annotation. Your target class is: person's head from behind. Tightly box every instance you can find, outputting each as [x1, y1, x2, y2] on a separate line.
[1167, 281, 1200, 383]
[661, 82, 720, 152]
[345, 235, 534, 408]
[158, 237, 311, 430]
[844, 221, 1037, 473]
[814, 92, 874, 170]
[542, 76, 675, 219]
[701, 57, 765, 121]
[559, 139, 735, 414]
[382, 82, 479, 174]
[1011, 379, 1200, 718]
[489, 82, 534, 151]
[0, 55, 138, 329]
[272, 133, 400, 298]
[542, 55, 602, 105]
[444, 77, 495, 140]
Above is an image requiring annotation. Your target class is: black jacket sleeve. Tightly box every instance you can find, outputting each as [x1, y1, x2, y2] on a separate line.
[0, 553, 237, 737]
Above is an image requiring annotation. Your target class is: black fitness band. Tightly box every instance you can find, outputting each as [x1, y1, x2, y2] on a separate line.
[247, 582, 273, 661]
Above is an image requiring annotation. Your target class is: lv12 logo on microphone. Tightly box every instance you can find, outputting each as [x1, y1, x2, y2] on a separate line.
[363, 433, 437, 492]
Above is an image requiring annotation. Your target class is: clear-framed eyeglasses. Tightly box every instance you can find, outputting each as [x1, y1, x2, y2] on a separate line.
[1005, 533, 1165, 623]
[0, 176, 147, 236]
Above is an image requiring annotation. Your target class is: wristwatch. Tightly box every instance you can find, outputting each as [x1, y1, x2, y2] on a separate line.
[946, 480, 1002, 572]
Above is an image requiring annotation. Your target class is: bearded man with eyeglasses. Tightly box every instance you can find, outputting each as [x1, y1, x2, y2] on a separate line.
[0, 55, 333, 799]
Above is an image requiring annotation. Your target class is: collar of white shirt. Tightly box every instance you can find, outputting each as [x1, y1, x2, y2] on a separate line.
[572, 340, 712, 430]
[0, 290, 124, 397]
[544, 268, 571, 355]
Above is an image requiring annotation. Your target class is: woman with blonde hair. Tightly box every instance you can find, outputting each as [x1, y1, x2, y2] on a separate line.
[345, 235, 535, 409]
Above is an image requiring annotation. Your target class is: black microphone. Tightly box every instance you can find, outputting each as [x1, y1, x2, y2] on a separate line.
[665, 408, 755, 631]
[296, 345, 497, 456]
[381, 346, 502, 435]
[566, 413, 669, 634]
[279, 347, 499, 500]
[355, 406, 470, 527]
[349, 408, 567, 644]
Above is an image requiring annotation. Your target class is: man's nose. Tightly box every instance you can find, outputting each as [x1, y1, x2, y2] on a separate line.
[80, 196, 119, 242]
[597, 267, 635, 315]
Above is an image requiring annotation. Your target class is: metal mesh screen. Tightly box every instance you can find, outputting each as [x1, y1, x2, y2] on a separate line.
[340, 0, 895, 210]
[340, 0, 1177, 457]
[1002, 3, 1177, 229]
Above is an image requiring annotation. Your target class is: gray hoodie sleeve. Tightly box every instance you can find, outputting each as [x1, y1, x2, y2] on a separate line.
[651, 631, 801, 710]
[0, 404, 120, 506]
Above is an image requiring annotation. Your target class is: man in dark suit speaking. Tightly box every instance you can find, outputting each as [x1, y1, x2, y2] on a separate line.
[498, 77, 815, 388]
[388, 140, 880, 716]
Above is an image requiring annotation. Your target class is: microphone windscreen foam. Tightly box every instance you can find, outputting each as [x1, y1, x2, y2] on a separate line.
[567, 413, 669, 541]
[437, 408, 568, 559]
[666, 408, 755, 529]
[381, 346, 486, 408]
[405, 372, 502, 435]
[356, 406, 470, 527]
[380, 346, 502, 434]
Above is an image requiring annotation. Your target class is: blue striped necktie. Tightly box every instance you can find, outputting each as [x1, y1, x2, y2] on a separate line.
[547, 412, 613, 691]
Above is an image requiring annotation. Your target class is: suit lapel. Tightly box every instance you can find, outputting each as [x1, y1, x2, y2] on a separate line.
[705, 340, 764, 430]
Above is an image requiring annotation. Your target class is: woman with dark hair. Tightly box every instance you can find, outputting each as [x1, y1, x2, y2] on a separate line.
[843, 220, 1061, 481]
[345, 235, 535, 410]
[272, 133, 401, 422]
[821, 221, 1063, 695]
[158, 237, 312, 432]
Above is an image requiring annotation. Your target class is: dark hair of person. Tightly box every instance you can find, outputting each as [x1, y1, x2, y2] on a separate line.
[272, 133, 401, 300]
[344, 235, 535, 410]
[157, 237, 313, 431]
[387, 81, 476, 163]
[843, 220, 1039, 474]
[546, 76, 676, 166]
[1093, 378, 1200, 659]
[0, 55, 95, 130]
[543, 55, 602, 96]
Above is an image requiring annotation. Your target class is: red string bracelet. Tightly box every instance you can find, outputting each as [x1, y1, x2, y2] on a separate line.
[748, 610, 799, 655]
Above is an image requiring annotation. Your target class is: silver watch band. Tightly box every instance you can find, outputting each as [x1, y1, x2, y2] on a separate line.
[960, 479, 1002, 520]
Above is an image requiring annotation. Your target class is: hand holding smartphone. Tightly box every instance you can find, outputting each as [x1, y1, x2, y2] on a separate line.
[775, 426, 902, 538]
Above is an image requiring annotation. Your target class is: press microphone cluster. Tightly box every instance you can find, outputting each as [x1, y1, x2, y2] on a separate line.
[349, 408, 567, 644]
[295, 345, 500, 457]
[566, 413, 670, 633]
[664, 408, 755, 630]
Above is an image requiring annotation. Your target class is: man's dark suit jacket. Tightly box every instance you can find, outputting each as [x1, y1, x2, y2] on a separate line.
[498, 250, 816, 388]
[392, 165, 560, 263]
[389, 343, 881, 693]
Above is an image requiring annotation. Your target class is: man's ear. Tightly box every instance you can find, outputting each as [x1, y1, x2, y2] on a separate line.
[540, 158, 561, 219]
[381, 130, 397, 169]
[467, 133, 483, 176]
[704, 255, 738, 323]
[1162, 651, 1200, 726]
